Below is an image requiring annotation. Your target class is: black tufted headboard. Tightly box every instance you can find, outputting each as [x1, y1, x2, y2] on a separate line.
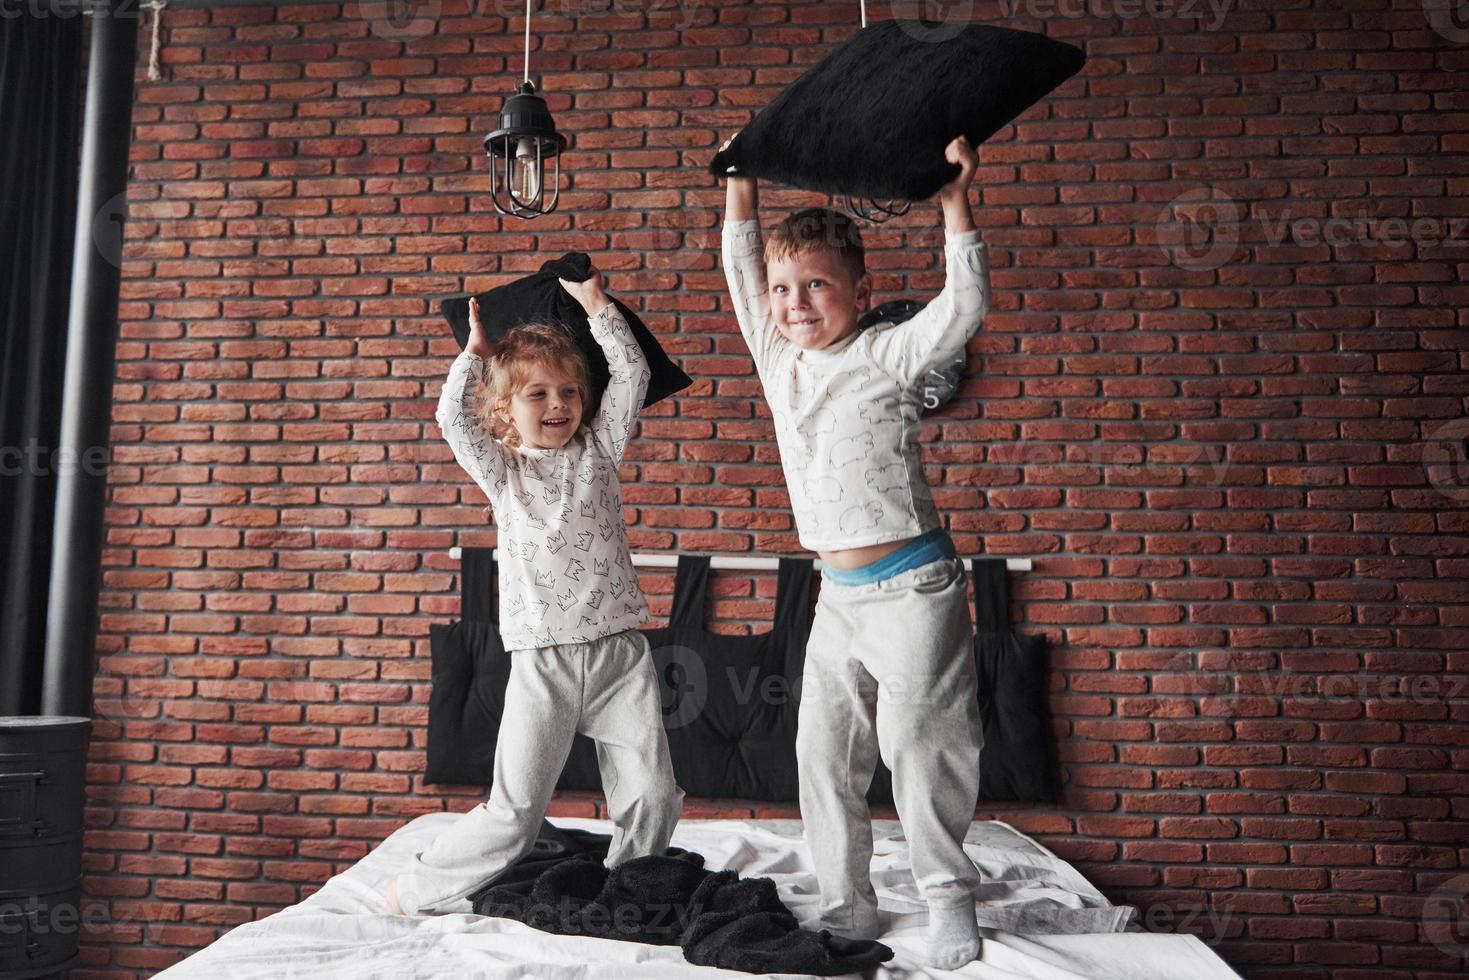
[427, 550, 1053, 804]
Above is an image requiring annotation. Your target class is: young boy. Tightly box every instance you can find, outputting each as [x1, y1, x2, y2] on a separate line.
[721, 136, 991, 970]
[387, 270, 683, 915]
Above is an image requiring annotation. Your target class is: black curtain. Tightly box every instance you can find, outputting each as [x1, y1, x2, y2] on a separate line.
[0, 12, 84, 716]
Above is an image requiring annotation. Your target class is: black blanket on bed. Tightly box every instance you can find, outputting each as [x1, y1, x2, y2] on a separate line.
[467, 821, 893, 975]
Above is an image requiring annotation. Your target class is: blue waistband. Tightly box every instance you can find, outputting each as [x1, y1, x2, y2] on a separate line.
[820, 528, 957, 587]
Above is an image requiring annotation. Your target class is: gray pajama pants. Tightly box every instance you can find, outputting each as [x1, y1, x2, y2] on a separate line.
[796, 556, 983, 933]
[396, 628, 683, 914]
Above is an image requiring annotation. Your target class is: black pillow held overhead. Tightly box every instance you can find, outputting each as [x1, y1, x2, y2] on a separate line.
[439, 251, 693, 409]
[709, 20, 1086, 203]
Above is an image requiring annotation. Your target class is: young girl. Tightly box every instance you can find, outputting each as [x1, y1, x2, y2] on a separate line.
[386, 270, 683, 915]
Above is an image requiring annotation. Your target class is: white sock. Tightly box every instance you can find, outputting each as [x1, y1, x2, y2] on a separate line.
[925, 899, 980, 970]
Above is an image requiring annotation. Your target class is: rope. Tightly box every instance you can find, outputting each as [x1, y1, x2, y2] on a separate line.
[144, 0, 167, 82]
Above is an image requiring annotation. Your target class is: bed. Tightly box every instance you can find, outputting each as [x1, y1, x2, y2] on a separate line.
[151, 815, 1242, 979]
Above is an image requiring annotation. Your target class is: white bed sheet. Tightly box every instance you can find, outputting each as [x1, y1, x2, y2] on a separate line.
[153, 815, 1241, 980]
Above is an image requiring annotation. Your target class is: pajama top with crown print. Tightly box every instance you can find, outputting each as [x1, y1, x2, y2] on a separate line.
[435, 303, 652, 650]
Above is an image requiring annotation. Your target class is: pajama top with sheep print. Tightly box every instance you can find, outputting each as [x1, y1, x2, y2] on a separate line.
[435, 304, 652, 651]
[721, 219, 991, 552]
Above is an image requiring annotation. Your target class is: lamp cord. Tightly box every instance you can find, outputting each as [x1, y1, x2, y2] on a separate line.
[524, 0, 532, 84]
[859, 0, 866, 28]
[144, 0, 167, 82]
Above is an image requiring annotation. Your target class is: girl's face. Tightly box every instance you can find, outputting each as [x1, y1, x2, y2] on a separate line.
[501, 364, 584, 450]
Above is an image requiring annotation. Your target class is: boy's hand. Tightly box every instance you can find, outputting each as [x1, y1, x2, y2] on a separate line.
[937, 135, 978, 234]
[466, 297, 496, 359]
[938, 135, 979, 199]
[722, 131, 758, 222]
[559, 266, 612, 316]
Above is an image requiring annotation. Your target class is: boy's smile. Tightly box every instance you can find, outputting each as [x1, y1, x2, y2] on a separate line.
[502, 365, 584, 450]
[767, 249, 871, 351]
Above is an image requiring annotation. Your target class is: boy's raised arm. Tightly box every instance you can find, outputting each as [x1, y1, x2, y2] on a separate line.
[725, 162, 758, 222]
[720, 153, 786, 370]
[864, 136, 991, 388]
[564, 273, 650, 465]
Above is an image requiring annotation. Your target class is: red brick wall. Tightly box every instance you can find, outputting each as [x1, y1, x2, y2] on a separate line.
[80, 1, 1468, 977]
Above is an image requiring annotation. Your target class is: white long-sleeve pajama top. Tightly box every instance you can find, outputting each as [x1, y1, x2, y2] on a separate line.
[435, 304, 652, 651]
[721, 218, 991, 552]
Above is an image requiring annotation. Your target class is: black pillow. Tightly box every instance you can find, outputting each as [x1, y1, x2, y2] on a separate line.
[439, 252, 692, 408]
[709, 20, 1085, 202]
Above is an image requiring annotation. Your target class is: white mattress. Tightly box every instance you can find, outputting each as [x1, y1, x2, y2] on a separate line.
[153, 815, 1242, 980]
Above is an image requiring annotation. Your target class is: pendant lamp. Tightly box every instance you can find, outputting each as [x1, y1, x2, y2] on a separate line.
[484, 0, 567, 217]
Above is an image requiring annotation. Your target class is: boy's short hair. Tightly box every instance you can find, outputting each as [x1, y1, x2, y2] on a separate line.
[764, 207, 866, 282]
[479, 321, 592, 449]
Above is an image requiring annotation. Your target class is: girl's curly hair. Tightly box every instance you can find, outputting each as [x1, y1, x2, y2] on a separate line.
[475, 322, 592, 520]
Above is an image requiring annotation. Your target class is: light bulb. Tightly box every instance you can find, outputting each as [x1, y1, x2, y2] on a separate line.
[514, 137, 542, 204]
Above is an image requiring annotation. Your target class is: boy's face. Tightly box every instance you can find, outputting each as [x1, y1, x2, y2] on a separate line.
[766, 248, 871, 351]
[501, 364, 583, 450]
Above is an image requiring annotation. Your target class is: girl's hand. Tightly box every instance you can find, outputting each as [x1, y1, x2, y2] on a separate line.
[559, 267, 612, 316]
[466, 297, 496, 359]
